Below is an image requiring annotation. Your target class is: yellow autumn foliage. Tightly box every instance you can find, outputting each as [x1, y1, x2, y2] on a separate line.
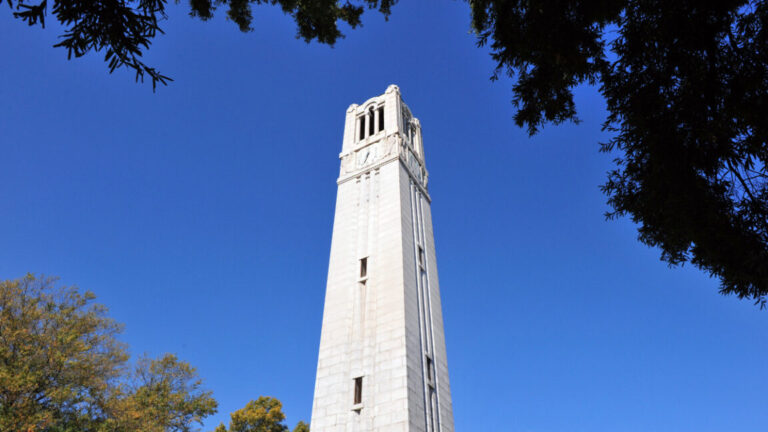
[0, 274, 218, 432]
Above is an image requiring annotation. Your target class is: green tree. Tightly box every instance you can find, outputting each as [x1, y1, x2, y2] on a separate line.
[215, 397, 308, 432]
[5, 0, 395, 89]
[469, 0, 768, 305]
[0, 274, 127, 431]
[0, 274, 218, 431]
[104, 354, 218, 432]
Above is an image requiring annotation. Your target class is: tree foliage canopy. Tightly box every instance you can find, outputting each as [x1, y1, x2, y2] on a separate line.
[104, 354, 218, 432]
[6, 0, 395, 88]
[215, 396, 308, 432]
[0, 274, 127, 431]
[470, 0, 768, 304]
[0, 274, 218, 431]
[7, 0, 768, 305]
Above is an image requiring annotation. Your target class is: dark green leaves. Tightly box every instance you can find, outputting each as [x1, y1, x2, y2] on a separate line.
[12, 0, 46, 26]
[470, 0, 622, 134]
[6, 0, 397, 89]
[5, 0, 174, 89]
[471, 0, 768, 305]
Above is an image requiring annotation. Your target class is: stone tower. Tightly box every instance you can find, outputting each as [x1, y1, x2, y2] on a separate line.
[310, 85, 454, 432]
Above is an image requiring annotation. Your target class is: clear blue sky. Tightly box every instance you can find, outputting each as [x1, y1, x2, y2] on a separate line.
[2, 2, 766, 431]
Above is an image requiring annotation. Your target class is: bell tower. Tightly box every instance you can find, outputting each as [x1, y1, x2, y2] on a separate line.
[310, 85, 454, 432]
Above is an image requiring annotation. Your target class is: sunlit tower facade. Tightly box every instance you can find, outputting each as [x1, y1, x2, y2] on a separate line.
[310, 85, 454, 432]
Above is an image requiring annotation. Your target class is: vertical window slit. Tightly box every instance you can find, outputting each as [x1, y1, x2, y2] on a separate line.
[368, 108, 375, 136]
[360, 257, 367, 278]
[426, 355, 433, 382]
[354, 377, 363, 405]
[378, 106, 384, 132]
[359, 116, 365, 140]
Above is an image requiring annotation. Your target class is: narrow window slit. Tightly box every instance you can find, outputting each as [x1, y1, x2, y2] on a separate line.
[368, 108, 375, 136]
[353, 377, 363, 405]
[426, 355, 434, 382]
[360, 257, 368, 278]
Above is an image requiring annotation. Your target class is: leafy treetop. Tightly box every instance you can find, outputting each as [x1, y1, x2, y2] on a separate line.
[0, 274, 218, 431]
[215, 396, 308, 432]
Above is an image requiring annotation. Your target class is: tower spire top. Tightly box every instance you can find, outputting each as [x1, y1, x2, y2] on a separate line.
[338, 86, 428, 190]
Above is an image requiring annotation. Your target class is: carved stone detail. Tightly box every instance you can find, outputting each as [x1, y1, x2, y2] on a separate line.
[340, 153, 355, 175]
[384, 133, 401, 157]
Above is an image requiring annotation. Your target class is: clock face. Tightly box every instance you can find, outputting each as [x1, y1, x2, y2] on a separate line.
[356, 147, 375, 168]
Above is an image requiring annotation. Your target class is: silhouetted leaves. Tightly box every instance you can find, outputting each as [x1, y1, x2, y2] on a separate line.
[12, 0, 45, 26]
[8, 0, 172, 88]
[471, 0, 768, 306]
[5, 0, 396, 89]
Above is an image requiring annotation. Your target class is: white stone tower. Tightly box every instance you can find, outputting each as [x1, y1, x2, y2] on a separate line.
[310, 85, 454, 432]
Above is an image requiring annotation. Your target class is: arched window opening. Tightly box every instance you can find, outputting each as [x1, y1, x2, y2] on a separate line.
[358, 116, 365, 141]
[377, 106, 384, 132]
[368, 108, 375, 136]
